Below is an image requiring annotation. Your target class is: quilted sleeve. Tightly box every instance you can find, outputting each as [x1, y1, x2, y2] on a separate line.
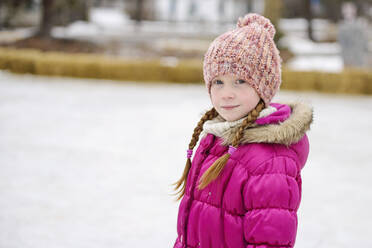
[242, 156, 302, 248]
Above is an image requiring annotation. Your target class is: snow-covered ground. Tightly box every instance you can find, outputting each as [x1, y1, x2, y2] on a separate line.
[1, 71, 372, 248]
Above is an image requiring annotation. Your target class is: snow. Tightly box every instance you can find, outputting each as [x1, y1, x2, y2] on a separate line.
[55, 21, 102, 37]
[279, 35, 343, 72]
[0, 27, 36, 43]
[156, 0, 263, 22]
[52, 7, 133, 39]
[279, 35, 340, 56]
[279, 18, 332, 32]
[1, 71, 372, 247]
[90, 7, 130, 27]
[285, 55, 343, 72]
[53, 7, 131, 38]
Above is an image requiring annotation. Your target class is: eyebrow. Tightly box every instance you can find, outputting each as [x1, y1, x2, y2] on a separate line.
[215, 78, 243, 81]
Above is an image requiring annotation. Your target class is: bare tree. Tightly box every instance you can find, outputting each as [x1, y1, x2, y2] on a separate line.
[37, 0, 89, 38]
[135, 0, 144, 23]
[218, 0, 225, 24]
[169, 0, 178, 22]
[264, 0, 284, 43]
[304, 0, 314, 41]
[124, 0, 155, 23]
[247, 0, 253, 12]
[0, 0, 32, 29]
[37, 0, 54, 37]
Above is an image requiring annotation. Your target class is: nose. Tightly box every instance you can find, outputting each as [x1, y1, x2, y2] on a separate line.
[221, 87, 235, 100]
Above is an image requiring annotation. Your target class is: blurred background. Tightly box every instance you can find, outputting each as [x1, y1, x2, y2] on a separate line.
[0, 0, 372, 247]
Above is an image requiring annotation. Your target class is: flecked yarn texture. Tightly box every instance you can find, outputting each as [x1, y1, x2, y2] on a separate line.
[203, 13, 283, 107]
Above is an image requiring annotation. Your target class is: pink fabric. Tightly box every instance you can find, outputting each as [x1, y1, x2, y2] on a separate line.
[255, 103, 291, 125]
[227, 145, 237, 155]
[187, 149, 193, 159]
[174, 103, 309, 248]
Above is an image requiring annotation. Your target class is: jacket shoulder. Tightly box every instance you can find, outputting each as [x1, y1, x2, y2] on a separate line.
[233, 142, 303, 175]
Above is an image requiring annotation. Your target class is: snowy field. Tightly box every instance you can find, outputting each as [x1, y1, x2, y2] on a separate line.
[1, 71, 372, 248]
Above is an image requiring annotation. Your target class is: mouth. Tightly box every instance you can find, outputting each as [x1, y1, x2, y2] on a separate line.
[221, 105, 239, 110]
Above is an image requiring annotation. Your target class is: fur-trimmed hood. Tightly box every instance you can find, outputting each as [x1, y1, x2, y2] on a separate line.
[202, 102, 313, 147]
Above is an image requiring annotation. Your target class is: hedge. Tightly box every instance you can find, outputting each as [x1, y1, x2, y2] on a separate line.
[0, 47, 371, 94]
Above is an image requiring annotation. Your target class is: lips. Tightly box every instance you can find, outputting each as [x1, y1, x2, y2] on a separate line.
[221, 105, 239, 110]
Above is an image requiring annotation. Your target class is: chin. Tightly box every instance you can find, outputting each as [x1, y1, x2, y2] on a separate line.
[218, 109, 245, 122]
[223, 115, 240, 122]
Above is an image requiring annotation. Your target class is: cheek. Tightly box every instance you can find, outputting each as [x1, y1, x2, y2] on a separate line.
[210, 90, 219, 106]
[240, 89, 260, 107]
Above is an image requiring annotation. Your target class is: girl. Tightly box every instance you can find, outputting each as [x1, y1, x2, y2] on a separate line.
[172, 13, 313, 248]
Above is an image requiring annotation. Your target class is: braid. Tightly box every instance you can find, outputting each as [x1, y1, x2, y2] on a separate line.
[172, 107, 218, 201]
[197, 99, 265, 190]
[189, 108, 218, 149]
[231, 99, 265, 147]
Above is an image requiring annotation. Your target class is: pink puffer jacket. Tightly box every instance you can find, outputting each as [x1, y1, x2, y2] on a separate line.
[174, 102, 313, 248]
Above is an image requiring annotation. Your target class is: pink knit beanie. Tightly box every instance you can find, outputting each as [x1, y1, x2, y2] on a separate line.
[203, 13, 282, 107]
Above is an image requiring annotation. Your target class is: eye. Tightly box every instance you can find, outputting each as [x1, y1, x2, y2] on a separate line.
[236, 79, 246, 84]
[214, 79, 223, 85]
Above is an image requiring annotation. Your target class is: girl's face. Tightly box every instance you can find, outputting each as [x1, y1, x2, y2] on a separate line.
[210, 74, 260, 122]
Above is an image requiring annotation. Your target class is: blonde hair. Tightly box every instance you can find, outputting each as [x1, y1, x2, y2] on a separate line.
[172, 99, 265, 201]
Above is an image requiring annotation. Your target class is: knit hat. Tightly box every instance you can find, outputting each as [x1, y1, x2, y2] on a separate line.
[203, 13, 282, 107]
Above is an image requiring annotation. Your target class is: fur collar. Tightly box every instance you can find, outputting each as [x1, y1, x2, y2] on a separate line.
[202, 102, 313, 147]
[200, 105, 277, 138]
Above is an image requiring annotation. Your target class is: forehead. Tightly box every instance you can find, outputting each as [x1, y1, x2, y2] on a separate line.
[215, 74, 239, 81]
